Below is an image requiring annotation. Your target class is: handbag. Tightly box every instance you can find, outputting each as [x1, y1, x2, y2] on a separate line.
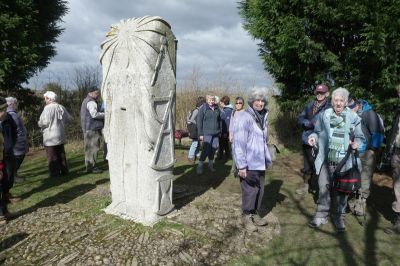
[332, 145, 361, 194]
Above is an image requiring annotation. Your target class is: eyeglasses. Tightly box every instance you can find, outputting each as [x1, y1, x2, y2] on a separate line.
[235, 102, 243, 105]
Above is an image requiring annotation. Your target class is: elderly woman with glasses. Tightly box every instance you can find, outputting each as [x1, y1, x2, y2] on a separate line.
[232, 89, 272, 232]
[308, 87, 365, 233]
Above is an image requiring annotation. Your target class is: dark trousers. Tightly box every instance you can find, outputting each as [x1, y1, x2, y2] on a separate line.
[302, 144, 316, 176]
[14, 154, 26, 176]
[218, 136, 230, 159]
[45, 145, 68, 177]
[240, 170, 265, 214]
[0, 169, 9, 215]
[2, 155, 15, 194]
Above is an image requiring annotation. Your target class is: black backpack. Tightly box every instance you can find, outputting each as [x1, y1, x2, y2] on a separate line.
[186, 108, 198, 139]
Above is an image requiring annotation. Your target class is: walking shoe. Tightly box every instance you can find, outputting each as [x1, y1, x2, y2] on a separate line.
[5, 193, 21, 204]
[196, 162, 204, 175]
[333, 217, 346, 233]
[308, 217, 328, 228]
[295, 183, 309, 195]
[242, 214, 257, 232]
[384, 213, 400, 235]
[0, 215, 6, 225]
[252, 214, 268, 226]
[86, 167, 103, 174]
[208, 160, 216, 172]
[187, 157, 195, 164]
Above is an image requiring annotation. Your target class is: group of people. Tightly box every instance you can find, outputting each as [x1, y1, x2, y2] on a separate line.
[187, 89, 272, 232]
[0, 86, 106, 223]
[298, 84, 400, 234]
[187, 84, 400, 234]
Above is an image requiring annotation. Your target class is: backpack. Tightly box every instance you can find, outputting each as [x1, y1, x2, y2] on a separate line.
[186, 108, 198, 139]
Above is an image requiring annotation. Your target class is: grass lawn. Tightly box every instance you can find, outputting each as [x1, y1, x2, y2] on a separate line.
[232, 152, 400, 266]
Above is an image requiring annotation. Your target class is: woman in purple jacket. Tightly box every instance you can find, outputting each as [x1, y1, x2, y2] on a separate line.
[232, 88, 273, 232]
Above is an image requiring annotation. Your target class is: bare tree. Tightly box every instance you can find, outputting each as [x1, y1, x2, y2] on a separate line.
[73, 65, 101, 102]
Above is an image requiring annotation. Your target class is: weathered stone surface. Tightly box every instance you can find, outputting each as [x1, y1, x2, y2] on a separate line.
[100, 16, 177, 225]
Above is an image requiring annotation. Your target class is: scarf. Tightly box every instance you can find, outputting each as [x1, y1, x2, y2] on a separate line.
[312, 99, 327, 115]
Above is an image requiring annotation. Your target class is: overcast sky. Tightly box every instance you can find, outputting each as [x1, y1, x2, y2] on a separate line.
[29, 0, 275, 91]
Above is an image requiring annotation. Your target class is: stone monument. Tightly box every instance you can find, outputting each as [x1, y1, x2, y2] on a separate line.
[99, 16, 177, 225]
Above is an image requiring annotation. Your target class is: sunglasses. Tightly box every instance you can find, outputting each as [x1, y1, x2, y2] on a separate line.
[235, 102, 243, 105]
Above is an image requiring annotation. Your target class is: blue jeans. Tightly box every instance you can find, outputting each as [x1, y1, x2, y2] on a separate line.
[188, 139, 200, 159]
[199, 134, 219, 162]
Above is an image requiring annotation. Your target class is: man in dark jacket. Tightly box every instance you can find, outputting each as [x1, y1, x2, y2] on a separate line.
[80, 87, 104, 173]
[6, 97, 28, 183]
[296, 84, 331, 195]
[1, 107, 18, 203]
[348, 98, 384, 216]
[196, 95, 222, 175]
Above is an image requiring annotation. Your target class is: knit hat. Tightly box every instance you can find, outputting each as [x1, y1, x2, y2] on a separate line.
[0, 96, 7, 110]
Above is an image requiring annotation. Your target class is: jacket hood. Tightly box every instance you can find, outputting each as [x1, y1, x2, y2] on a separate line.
[359, 99, 373, 112]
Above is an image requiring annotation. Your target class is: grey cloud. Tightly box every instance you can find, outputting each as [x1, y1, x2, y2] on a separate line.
[30, 0, 274, 90]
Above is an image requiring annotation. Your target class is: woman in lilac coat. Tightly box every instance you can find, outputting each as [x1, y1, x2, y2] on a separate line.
[232, 88, 272, 232]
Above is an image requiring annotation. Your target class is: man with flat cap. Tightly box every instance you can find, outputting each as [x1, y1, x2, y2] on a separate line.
[80, 86, 104, 173]
[296, 83, 331, 196]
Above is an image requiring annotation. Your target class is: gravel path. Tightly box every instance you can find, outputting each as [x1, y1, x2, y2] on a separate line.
[0, 179, 280, 265]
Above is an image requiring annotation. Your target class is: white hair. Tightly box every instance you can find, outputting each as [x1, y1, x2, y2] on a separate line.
[331, 87, 349, 106]
[214, 96, 220, 104]
[44, 91, 57, 102]
[247, 87, 268, 106]
[5, 97, 17, 107]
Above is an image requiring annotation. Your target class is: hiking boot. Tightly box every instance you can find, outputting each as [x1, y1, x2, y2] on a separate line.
[208, 160, 216, 172]
[0, 215, 7, 225]
[252, 214, 268, 226]
[187, 157, 195, 164]
[242, 214, 257, 232]
[308, 217, 328, 228]
[353, 198, 366, 217]
[196, 161, 204, 175]
[333, 216, 346, 233]
[5, 193, 21, 204]
[296, 183, 309, 195]
[385, 213, 400, 235]
[86, 167, 103, 174]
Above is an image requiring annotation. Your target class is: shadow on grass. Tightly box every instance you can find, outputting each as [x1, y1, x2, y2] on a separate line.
[18, 153, 108, 200]
[261, 179, 286, 215]
[369, 183, 395, 222]
[12, 178, 108, 220]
